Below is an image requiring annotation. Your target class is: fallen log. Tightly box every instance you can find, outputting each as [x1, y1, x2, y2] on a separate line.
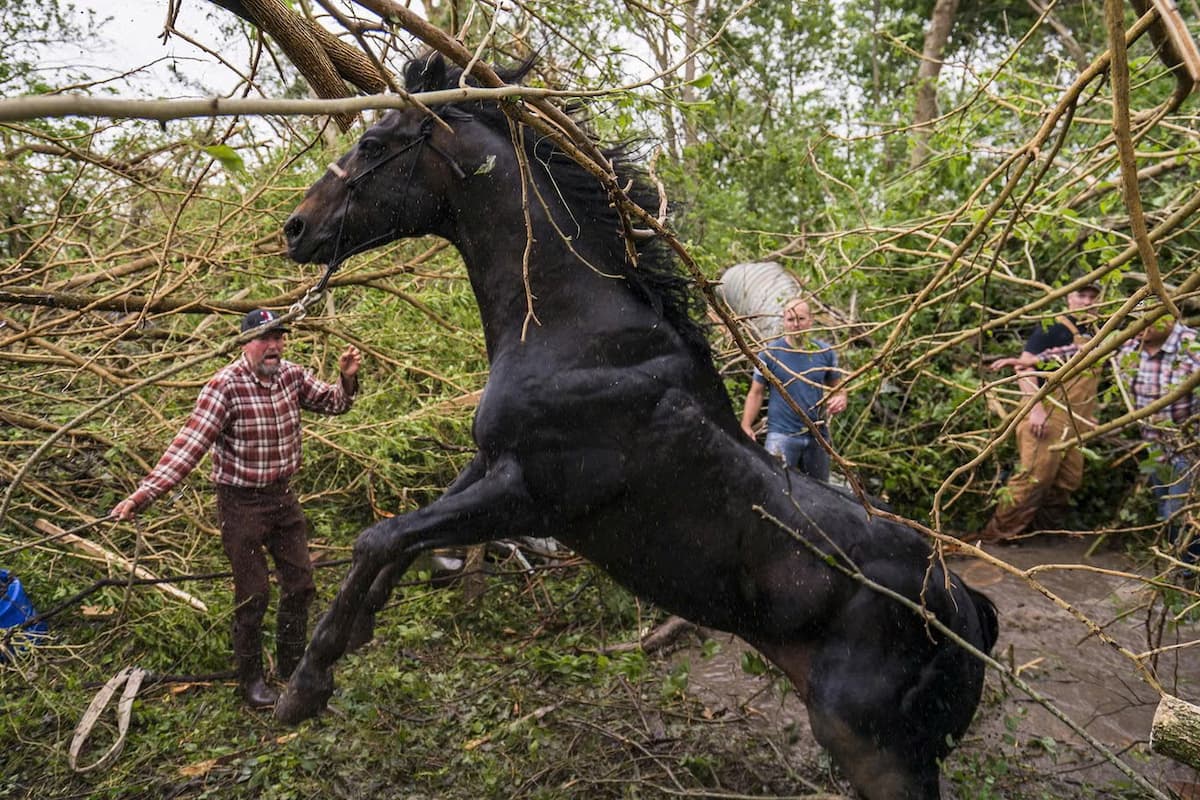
[1150, 692, 1200, 769]
[34, 519, 208, 612]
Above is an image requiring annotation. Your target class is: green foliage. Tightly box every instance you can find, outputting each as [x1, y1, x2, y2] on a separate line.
[2, 5, 1199, 798]
[0, 0, 101, 94]
[739, 649, 769, 677]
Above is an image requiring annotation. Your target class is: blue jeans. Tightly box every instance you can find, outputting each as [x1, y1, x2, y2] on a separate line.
[765, 431, 831, 482]
[1150, 454, 1198, 564]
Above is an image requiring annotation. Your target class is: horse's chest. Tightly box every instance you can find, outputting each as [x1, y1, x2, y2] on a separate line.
[472, 366, 667, 513]
[474, 365, 655, 451]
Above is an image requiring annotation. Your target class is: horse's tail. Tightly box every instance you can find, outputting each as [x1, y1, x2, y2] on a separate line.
[964, 584, 999, 654]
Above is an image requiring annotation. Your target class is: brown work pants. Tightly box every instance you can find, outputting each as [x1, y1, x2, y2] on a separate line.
[981, 410, 1084, 540]
[215, 480, 315, 659]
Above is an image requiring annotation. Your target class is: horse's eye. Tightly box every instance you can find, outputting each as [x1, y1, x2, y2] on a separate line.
[357, 138, 385, 159]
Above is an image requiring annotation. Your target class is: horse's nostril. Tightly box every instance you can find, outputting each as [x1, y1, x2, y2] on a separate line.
[283, 216, 305, 243]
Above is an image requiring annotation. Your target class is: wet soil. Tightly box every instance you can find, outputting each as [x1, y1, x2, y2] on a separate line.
[668, 536, 1200, 798]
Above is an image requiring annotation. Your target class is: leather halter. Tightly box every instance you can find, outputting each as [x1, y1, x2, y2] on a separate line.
[321, 115, 466, 273]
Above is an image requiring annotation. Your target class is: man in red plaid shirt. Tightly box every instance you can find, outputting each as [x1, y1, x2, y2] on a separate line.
[112, 309, 362, 708]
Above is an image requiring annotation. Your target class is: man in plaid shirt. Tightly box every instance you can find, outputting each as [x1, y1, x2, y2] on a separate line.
[1119, 316, 1200, 566]
[112, 309, 361, 708]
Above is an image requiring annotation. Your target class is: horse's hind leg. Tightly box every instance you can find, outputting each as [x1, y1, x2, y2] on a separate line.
[754, 639, 935, 799]
[806, 702, 940, 800]
[803, 621, 970, 800]
[276, 454, 539, 725]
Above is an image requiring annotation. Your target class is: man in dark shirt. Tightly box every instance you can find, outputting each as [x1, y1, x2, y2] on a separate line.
[1035, 313, 1200, 565]
[112, 309, 361, 707]
[977, 282, 1100, 543]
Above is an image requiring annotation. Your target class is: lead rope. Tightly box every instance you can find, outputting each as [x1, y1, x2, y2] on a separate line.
[68, 665, 147, 773]
[288, 262, 339, 321]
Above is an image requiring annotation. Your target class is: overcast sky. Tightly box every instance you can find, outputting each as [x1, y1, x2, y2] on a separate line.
[59, 0, 244, 96]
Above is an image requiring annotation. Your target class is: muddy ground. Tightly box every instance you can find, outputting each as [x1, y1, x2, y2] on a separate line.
[667, 536, 1200, 799]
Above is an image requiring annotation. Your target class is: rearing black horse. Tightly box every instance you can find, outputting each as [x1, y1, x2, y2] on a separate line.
[279, 52, 998, 800]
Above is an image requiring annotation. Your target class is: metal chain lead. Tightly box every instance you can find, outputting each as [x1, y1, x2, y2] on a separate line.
[288, 262, 339, 319]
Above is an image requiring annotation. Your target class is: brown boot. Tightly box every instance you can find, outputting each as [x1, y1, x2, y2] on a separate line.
[236, 651, 279, 708]
[276, 610, 308, 681]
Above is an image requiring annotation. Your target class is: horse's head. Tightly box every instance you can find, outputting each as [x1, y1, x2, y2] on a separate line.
[284, 54, 499, 267]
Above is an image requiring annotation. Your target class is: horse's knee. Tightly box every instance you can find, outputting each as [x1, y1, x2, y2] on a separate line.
[352, 520, 395, 563]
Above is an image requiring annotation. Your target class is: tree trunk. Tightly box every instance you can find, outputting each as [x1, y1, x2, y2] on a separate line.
[206, 0, 392, 130]
[1151, 693, 1200, 769]
[909, 0, 960, 169]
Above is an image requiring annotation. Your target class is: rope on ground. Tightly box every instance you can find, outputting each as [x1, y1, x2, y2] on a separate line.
[68, 665, 147, 773]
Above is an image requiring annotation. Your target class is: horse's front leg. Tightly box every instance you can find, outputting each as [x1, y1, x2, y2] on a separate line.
[276, 453, 537, 724]
[344, 454, 489, 652]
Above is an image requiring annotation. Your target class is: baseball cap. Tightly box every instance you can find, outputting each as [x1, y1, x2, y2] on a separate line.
[240, 308, 290, 335]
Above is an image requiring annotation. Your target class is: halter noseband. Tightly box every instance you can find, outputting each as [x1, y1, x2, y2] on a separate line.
[330, 116, 466, 189]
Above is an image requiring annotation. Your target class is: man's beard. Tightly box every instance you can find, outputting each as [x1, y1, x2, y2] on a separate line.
[1142, 323, 1171, 349]
[256, 359, 281, 378]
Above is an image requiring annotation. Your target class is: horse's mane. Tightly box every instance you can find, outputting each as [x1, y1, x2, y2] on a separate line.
[404, 53, 711, 355]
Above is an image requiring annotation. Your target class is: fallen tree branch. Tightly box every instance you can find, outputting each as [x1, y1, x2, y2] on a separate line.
[34, 519, 209, 612]
[602, 614, 697, 655]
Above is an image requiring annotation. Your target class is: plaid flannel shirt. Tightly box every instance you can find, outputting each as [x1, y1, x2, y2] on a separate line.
[128, 355, 356, 510]
[1118, 322, 1200, 439]
[1039, 321, 1199, 443]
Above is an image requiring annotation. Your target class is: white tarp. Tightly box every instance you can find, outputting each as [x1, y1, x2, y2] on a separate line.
[716, 261, 801, 341]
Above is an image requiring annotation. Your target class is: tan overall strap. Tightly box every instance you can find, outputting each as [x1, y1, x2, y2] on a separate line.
[1045, 316, 1099, 420]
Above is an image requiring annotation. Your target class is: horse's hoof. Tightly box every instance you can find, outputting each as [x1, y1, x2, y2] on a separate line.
[275, 686, 324, 724]
[346, 614, 376, 653]
[274, 667, 333, 725]
[274, 690, 316, 724]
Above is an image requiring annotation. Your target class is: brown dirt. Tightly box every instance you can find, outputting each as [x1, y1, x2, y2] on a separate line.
[668, 536, 1200, 798]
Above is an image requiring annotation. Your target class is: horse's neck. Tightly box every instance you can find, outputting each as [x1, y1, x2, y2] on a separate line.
[450, 199, 739, 429]
[452, 218, 642, 357]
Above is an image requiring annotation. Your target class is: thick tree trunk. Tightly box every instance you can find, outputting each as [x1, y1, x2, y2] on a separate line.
[909, 0, 960, 169]
[1150, 693, 1200, 769]
[205, 0, 392, 130]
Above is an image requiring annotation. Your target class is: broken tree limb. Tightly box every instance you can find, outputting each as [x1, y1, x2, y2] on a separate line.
[1150, 693, 1200, 769]
[603, 615, 697, 655]
[34, 519, 208, 612]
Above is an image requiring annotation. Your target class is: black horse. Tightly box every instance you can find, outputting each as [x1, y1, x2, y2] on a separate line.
[279, 53, 998, 800]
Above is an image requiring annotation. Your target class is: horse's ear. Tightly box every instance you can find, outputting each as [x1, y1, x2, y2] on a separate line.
[406, 51, 447, 92]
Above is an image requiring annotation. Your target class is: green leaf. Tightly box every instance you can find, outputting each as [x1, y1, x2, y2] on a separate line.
[201, 143, 245, 173]
[740, 650, 768, 676]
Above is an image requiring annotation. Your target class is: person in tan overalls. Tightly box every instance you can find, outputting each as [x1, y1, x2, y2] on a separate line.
[977, 283, 1101, 543]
